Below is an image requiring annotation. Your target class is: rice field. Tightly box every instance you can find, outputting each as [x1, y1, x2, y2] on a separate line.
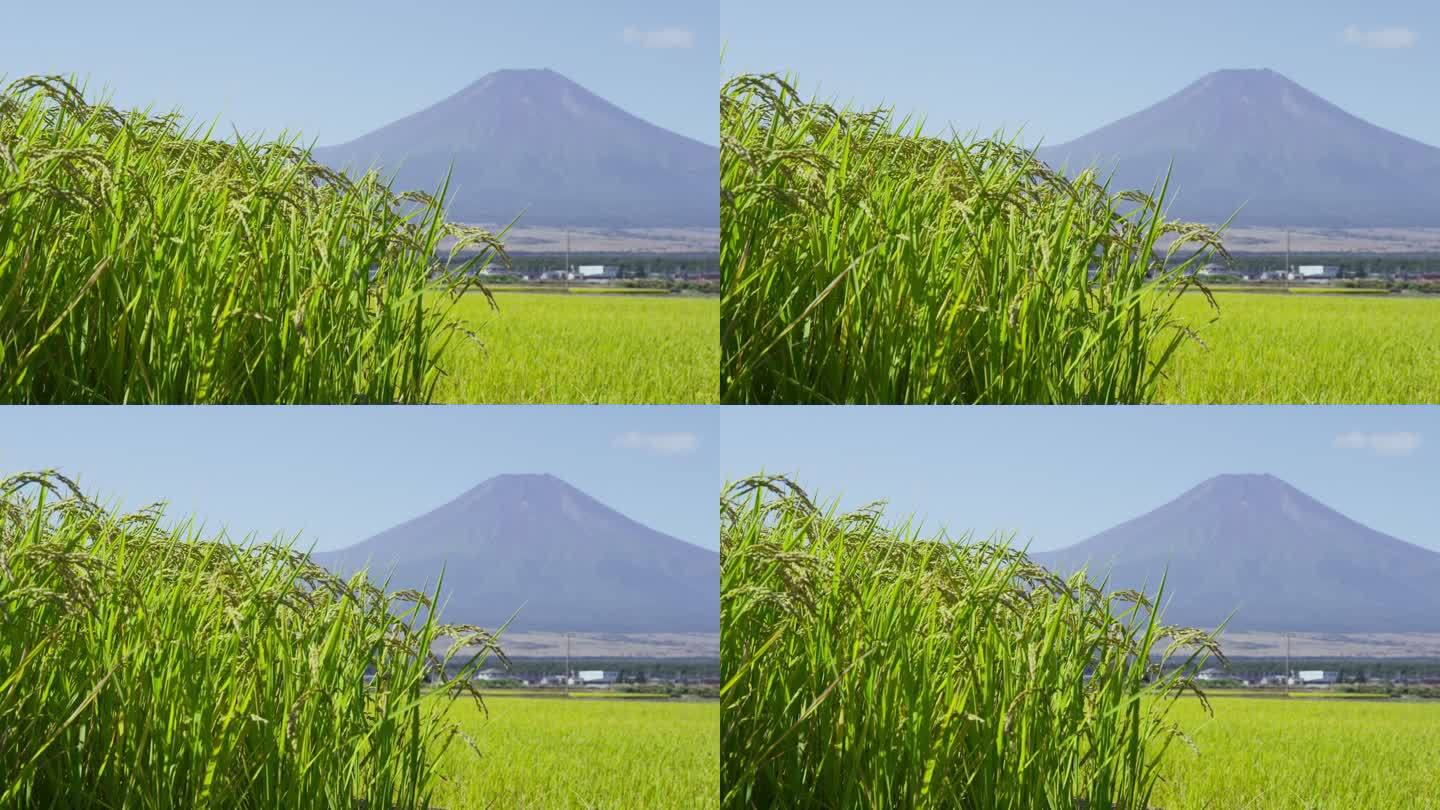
[432, 695, 719, 809]
[1154, 697, 1440, 808]
[1159, 293, 1440, 403]
[721, 73, 1226, 404]
[0, 76, 505, 404]
[435, 292, 719, 403]
[720, 475, 1222, 809]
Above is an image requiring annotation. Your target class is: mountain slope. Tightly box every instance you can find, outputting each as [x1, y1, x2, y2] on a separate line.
[1036, 69, 1440, 227]
[312, 474, 718, 633]
[1032, 474, 1440, 632]
[312, 69, 718, 228]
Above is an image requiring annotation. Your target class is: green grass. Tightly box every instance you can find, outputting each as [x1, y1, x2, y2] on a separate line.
[0, 75, 507, 404]
[435, 292, 720, 403]
[1202, 689, 1391, 700]
[1159, 293, 1440, 403]
[1281, 287, 1392, 295]
[721, 73, 1226, 404]
[0, 471, 501, 809]
[486, 285, 679, 295]
[469, 689, 679, 700]
[721, 475, 1221, 809]
[1201, 285, 1393, 295]
[432, 695, 719, 810]
[1154, 697, 1440, 809]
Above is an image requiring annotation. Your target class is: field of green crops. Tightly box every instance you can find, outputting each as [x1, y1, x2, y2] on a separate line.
[0, 470, 717, 809]
[1154, 696, 1440, 808]
[432, 695, 719, 810]
[2, 76, 717, 405]
[1159, 293, 1440, 403]
[435, 292, 719, 404]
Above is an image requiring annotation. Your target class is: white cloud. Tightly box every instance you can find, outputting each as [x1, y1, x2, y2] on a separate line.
[1333, 431, 1422, 456]
[613, 431, 699, 455]
[622, 25, 695, 49]
[1342, 25, 1418, 49]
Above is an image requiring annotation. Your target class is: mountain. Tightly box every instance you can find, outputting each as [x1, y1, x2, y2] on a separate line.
[1032, 474, 1440, 633]
[312, 69, 718, 228]
[311, 474, 718, 633]
[1035, 69, 1440, 227]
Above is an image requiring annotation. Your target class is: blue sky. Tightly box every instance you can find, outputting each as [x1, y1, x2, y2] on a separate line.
[0, 407, 718, 552]
[1, 1, 717, 146]
[722, 0, 1440, 147]
[720, 406, 1438, 553]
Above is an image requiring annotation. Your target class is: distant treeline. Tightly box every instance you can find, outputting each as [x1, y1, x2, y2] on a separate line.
[1211, 253, 1440, 277]
[1172, 656, 1440, 680]
[447, 656, 721, 680]
[449, 251, 720, 278]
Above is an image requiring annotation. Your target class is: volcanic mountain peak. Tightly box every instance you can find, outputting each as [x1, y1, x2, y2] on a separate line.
[1192, 471, 1282, 488]
[1036, 67, 1440, 227]
[461, 471, 571, 500]
[312, 68, 719, 228]
[445, 472, 646, 534]
[1186, 67, 1306, 94]
[1178, 471, 1302, 504]
[312, 473, 718, 633]
[1033, 474, 1440, 632]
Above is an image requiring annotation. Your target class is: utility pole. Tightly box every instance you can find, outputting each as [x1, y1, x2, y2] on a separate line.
[1285, 632, 1292, 685]
[566, 632, 572, 684]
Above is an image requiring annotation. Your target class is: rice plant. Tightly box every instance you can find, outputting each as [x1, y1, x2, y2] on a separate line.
[720, 475, 1224, 809]
[0, 470, 506, 809]
[0, 75, 509, 404]
[721, 73, 1227, 404]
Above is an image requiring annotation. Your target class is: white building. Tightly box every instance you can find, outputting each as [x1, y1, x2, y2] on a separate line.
[576, 670, 619, 685]
[576, 265, 620, 280]
[1297, 670, 1338, 685]
[1296, 265, 1340, 280]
